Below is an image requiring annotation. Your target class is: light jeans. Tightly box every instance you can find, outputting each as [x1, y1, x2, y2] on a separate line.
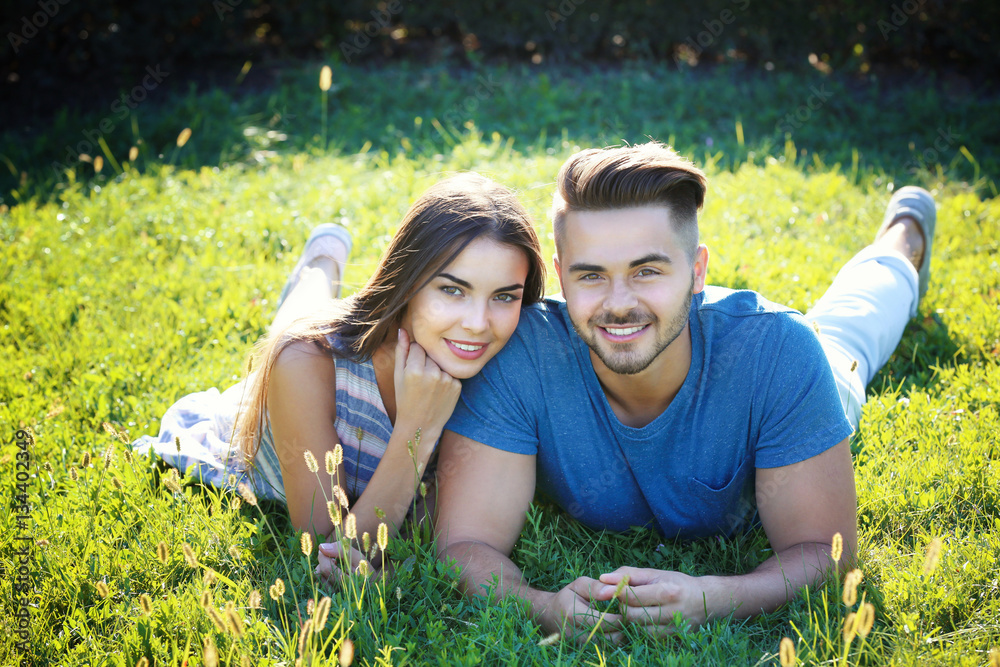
[804, 245, 920, 431]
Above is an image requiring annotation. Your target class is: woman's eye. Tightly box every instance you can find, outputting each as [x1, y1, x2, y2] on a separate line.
[441, 286, 463, 296]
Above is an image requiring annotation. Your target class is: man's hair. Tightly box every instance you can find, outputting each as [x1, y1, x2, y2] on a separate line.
[551, 142, 708, 259]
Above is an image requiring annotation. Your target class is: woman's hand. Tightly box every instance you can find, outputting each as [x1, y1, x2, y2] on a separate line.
[315, 541, 369, 583]
[393, 328, 462, 445]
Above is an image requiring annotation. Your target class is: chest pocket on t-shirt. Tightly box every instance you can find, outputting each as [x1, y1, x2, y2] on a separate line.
[687, 455, 754, 537]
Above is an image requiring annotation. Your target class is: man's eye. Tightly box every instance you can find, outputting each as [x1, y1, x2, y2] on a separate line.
[494, 293, 519, 303]
[638, 268, 659, 277]
[580, 273, 600, 281]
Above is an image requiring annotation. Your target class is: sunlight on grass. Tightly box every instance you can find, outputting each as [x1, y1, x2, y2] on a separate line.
[1, 69, 999, 665]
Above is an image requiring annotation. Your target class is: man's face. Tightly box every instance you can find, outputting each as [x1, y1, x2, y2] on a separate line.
[555, 206, 708, 376]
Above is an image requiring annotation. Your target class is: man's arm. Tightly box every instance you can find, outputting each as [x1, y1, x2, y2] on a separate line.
[435, 430, 624, 641]
[595, 438, 856, 635]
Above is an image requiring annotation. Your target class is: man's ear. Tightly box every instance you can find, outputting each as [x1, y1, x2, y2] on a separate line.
[692, 244, 709, 294]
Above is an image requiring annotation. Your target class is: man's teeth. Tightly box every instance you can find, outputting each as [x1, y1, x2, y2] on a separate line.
[603, 325, 645, 336]
[452, 342, 485, 351]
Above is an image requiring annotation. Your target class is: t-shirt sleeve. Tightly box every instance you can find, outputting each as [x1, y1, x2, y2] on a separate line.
[753, 313, 854, 468]
[445, 332, 543, 455]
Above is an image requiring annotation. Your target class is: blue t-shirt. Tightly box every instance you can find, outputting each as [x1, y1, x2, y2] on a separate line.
[446, 286, 853, 539]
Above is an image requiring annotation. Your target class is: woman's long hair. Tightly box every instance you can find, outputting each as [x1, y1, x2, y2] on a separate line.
[233, 172, 545, 464]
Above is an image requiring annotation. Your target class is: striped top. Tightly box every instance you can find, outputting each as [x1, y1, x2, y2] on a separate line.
[132, 335, 397, 505]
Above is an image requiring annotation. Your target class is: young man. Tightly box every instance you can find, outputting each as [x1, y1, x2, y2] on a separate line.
[434, 142, 936, 640]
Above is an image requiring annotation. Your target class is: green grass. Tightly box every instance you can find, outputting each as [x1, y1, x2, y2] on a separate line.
[1, 62, 999, 665]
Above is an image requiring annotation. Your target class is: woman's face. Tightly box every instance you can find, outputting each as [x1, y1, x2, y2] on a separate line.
[400, 237, 530, 379]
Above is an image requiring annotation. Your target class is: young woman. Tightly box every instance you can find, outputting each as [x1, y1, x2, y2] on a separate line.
[133, 172, 545, 576]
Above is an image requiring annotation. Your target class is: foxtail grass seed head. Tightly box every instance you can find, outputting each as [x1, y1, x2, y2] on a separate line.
[225, 601, 244, 637]
[375, 506, 386, 520]
[779, 637, 795, 667]
[843, 569, 863, 607]
[200, 589, 212, 609]
[304, 450, 319, 473]
[123, 448, 133, 464]
[842, 611, 859, 644]
[325, 450, 337, 475]
[333, 485, 349, 509]
[327, 501, 342, 526]
[183, 543, 198, 568]
[238, 482, 258, 507]
[320, 65, 332, 91]
[345, 513, 357, 540]
[362, 532, 371, 554]
[70, 466, 79, 481]
[339, 638, 354, 666]
[812, 321, 821, 335]
[82, 451, 92, 468]
[136, 658, 149, 667]
[96, 581, 110, 598]
[850, 359, 858, 373]
[419, 481, 428, 498]
[274, 577, 285, 596]
[228, 544, 240, 560]
[112, 476, 123, 490]
[356, 559, 372, 577]
[831, 532, 843, 563]
[298, 619, 314, 659]
[377, 523, 388, 551]
[269, 584, 280, 601]
[129, 146, 139, 162]
[307, 598, 315, 615]
[333, 443, 343, 466]
[177, 127, 192, 148]
[203, 569, 217, 586]
[175, 436, 182, 452]
[538, 633, 560, 646]
[612, 574, 631, 598]
[103, 446, 114, 469]
[203, 637, 219, 667]
[163, 469, 182, 494]
[228, 473, 237, 487]
[43, 461, 53, 473]
[139, 593, 153, 615]
[395, 586, 402, 601]
[248, 589, 262, 609]
[314, 596, 331, 630]
[207, 606, 227, 633]
[157, 541, 169, 564]
[858, 602, 875, 637]
[301, 532, 314, 556]
[922, 537, 943, 576]
[94, 156, 104, 173]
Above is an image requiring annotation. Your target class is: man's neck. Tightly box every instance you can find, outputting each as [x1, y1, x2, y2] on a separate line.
[591, 323, 693, 429]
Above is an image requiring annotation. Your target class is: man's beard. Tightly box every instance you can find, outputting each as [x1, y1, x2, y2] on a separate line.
[571, 276, 694, 376]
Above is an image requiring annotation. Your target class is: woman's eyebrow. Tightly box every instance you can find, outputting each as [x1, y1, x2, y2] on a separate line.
[437, 272, 472, 288]
[438, 272, 524, 294]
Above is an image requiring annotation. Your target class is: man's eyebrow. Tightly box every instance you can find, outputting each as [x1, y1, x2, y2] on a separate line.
[493, 283, 525, 293]
[568, 262, 606, 274]
[628, 252, 673, 268]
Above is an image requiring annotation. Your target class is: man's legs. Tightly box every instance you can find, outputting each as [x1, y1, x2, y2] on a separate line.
[805, 187, 935, 430]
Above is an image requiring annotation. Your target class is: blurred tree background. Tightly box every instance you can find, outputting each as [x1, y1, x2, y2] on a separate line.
[3, 0, 997, 124]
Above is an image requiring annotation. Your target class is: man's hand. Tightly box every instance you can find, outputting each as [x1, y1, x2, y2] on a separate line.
[595, 567, 711, 637]
[532, 577, 625, 643]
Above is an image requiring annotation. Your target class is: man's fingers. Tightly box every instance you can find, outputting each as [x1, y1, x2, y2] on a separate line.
[621, 603, 674, 626]
[566, 576, 604, 601]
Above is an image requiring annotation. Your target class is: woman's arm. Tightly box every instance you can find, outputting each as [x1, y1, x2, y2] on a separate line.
[267, 330, 460, 570]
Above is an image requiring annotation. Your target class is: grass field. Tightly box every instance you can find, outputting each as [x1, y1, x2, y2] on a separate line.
[2, 62, 999, 665]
